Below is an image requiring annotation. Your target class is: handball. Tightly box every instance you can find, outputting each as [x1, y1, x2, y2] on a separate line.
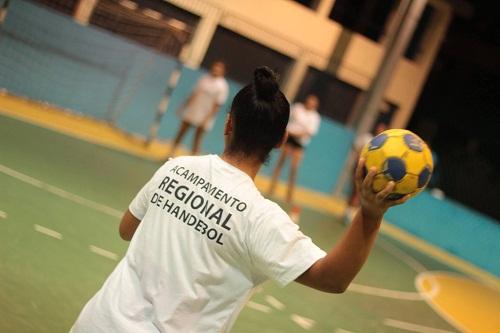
[360, 129, 434, 200]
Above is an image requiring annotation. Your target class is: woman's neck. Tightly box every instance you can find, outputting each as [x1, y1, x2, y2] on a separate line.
[220, 152, 262, 180]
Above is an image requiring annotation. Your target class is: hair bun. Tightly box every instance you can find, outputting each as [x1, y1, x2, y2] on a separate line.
[254, 66, 279, 101]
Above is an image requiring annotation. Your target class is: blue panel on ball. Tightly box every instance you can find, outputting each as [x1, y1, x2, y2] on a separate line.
[404, 134, 423, 152]
[384, 157, 406, 181]
[369, 133, 388, 150]
[418, 167, 431, 188]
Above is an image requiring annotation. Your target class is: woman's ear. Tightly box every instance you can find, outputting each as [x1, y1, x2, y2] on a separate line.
[275, 131, 288, 148]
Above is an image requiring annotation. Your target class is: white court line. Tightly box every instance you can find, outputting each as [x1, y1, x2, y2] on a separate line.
[416, 272, 441, 300]
[89, 245, 118, 261]
[415, 272, 469, 333]
[335, 329, 355, 333]
[345, 237, 440, 300]
[384, 318, 456, 333]
[34, 224, 62, 240]
[290, 314, 315, 330]
[0, 210, 6, 219]
[246, 301, 272, 313]
[264, 295, 285, 310]
[347, 283, 423, 300]
[0, 163, 122, 218]
[378, 238, 428, 273]
[377, 237, 443, 297]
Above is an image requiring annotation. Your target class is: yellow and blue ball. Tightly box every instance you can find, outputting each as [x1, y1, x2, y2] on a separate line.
[360, 129, 433, 200]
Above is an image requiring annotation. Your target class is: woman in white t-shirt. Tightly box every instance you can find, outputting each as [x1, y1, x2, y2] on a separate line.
[169, 61, 229, 156]
[268, 94, 321, 203]
[71, 67, 409, 333]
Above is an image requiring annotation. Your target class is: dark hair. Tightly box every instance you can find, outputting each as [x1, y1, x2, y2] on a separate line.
[227, 67, 290, 163]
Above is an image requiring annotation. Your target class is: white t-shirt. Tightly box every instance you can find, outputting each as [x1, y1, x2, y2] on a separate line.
[286, 103, 321, 146]
[181, 74, 229, 130]
[71, 155, 325, 333]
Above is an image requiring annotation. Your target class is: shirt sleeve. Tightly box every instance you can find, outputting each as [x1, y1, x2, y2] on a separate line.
[128, 162, 168, 220]
[128, 181, 152, 220]
[216, 81, 229, 105]
[247, 204, 326, 287]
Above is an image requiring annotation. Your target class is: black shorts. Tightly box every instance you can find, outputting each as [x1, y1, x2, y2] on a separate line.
[286, 135, 304, 149]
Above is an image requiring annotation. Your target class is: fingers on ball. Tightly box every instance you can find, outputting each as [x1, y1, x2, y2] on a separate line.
[363, 167, 377, 188]
[376, 181, 395, 200]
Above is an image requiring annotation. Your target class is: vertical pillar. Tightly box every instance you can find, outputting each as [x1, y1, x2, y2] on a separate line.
[282, 54, 309, 101]
[334, 0, 428, 197]
[182, 8, 222, 68]
[352, 0, 428, 136]
[390, 3, 452, 128]
[379, 3, 399, 45]
[316, 0, 336, 18]
[74, 0, 98, 25]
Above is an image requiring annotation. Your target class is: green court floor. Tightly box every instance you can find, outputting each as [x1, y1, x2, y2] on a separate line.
[0, 114, 459, 332]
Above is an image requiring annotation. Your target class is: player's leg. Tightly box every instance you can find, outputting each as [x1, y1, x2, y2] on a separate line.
[286, 147, 304, 203]
[170, 121, 191, 157]
[343, 153, 361, 224]
[192, 126, 206, 155]
[347, 154, 360, 207]
[268, 145, 290, 196]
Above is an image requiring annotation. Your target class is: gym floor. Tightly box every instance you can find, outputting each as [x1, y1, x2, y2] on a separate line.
[1, 98, 498, 333]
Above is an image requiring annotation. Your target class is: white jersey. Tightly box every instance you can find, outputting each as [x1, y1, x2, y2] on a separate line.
[286, 103, 321, 146]
[71, 155, 325, 333]
[181, 74, 229, 130]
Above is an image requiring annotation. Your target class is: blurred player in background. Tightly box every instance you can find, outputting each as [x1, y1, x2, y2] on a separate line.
[268, 94, 321, 204]
[169, 61, 228, 157]
[71, 67, 408, 333]
[0, 0, 9, 24]
[344, 122, 387, 223]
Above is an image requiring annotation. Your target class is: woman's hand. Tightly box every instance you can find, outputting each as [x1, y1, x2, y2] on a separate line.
[354, 158, 410, 223]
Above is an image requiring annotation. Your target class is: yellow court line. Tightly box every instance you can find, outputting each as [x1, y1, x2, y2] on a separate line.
[0, 91, 170, 161]
[254, 176, 346, 215]
[416, 271, 500, 333]
[0, 91, 498, 290]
